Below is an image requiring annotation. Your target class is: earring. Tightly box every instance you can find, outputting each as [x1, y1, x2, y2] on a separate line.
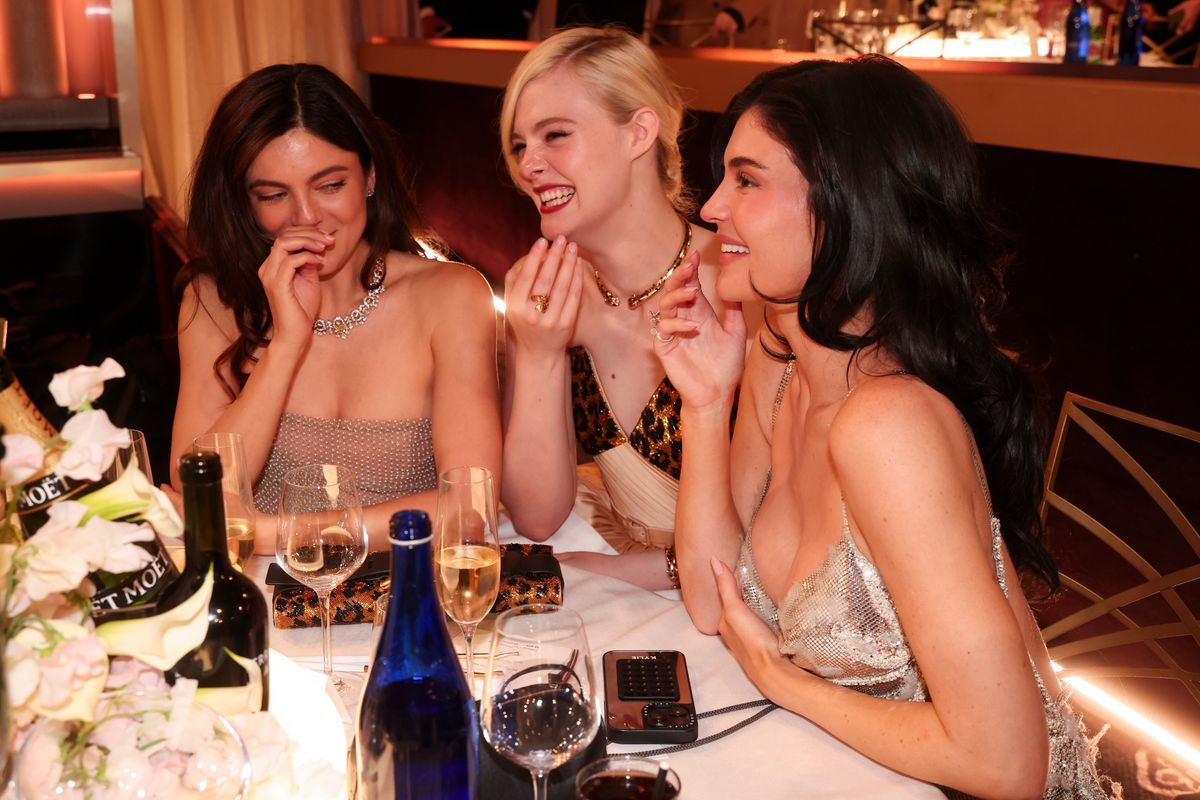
[367, 187, 375, 198]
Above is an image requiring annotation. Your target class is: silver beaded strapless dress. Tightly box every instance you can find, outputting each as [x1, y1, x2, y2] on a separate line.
[252, 412, 437, 514]
[736, 500, 1119, 799]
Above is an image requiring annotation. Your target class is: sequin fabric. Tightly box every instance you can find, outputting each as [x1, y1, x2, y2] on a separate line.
[739, 520, 928, 700]
[253, 412, 437, 514]
[568, 346, 682, 479]
[737, 512, 1118, 798]
[737, 369, 1117, 797]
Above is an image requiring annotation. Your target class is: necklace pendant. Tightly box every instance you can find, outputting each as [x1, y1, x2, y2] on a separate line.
[332, 317, 350, 338]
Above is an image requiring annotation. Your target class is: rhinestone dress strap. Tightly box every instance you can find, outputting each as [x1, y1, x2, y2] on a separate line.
[750, 360, 796, 528]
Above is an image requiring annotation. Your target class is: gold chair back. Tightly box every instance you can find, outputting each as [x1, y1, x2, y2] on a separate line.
[1038, 393, 1200, 720]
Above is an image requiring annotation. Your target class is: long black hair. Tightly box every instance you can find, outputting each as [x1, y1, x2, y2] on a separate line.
[181, 63, 427, 398]
[714, 56, 1057, 590]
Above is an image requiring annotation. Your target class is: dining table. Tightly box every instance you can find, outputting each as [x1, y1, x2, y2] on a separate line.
[248, 512, 946, 800]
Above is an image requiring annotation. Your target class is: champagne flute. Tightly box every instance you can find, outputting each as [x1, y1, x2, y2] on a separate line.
[434, 465, 501, 687]
[276, 463, 367, 697]
[105, 428, 153, 483]
[193, 432, 257, 570]
[480, 605, 602, 800]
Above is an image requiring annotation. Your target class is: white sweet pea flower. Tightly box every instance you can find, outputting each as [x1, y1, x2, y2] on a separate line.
[56, 410, 130, 481]
[1, 433, 45, 484]
[8, 620, 108, 721]
[48, 357, 125, 411]
[83, 515, 155, 574]
[19, 502, 99, 600]
[5, 638, 39, 708]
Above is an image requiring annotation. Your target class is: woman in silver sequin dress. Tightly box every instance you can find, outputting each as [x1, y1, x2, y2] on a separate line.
[654, 58, 1117, 798]
[170, 64, 502, 553]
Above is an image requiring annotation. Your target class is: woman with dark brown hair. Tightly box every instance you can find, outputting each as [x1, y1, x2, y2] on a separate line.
[171, 63, 501, 552]
[657, 57, 1115, 798]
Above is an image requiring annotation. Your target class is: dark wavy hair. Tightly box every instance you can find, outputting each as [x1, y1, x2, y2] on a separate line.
[180, 63, 426, 398]
[714, 56, 1057, 591]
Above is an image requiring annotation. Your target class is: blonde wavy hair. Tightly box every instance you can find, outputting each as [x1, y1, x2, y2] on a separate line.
[499, 26, 693, 213]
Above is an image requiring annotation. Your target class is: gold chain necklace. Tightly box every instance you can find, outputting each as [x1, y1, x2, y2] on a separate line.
[593, 217, 691, 310]
[311, 258, 386, 339]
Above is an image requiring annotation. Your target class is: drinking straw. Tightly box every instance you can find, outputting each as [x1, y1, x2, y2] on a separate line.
[651, 760, 669, 800]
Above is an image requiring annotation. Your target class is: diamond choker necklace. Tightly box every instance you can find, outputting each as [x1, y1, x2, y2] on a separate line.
[311, 258, 386, 339]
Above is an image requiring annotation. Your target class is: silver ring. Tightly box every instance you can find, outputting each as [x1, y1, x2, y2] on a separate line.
[652, 328, 675, 343]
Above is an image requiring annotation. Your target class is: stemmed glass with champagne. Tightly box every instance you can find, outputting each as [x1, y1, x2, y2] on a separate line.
[192, 432, 257, 570]
[480, 605, 602, 800]
[433, 466, 501, 688]
[276, 463, 367, 698]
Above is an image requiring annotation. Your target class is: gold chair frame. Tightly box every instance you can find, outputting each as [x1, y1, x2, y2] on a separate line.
[1039, 393, 1200, 706]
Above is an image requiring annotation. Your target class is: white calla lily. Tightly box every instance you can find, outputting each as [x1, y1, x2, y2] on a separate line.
[196, 649, 264, 717]
[96, 567, 214, 670]
[48, 357, 125, 411]
[76, 464, 183, 539]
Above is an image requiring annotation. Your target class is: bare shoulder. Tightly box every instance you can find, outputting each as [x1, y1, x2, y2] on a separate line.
[390, 253, 494, 308]
[829, 375, 961, 475]
[178, 273, 236, 342]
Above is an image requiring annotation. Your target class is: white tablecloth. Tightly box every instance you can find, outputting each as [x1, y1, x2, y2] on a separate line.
[251, 513, 944, 800]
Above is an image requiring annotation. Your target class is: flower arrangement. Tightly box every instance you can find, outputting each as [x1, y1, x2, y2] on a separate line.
[1, 360, 343, 799]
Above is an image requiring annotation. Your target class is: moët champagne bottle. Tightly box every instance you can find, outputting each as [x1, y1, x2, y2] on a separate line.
[357, 510, 478, 799]
[1064, 0, 1090, 63]
[163, 451, 269, 713]
[0, 350, 180, 614]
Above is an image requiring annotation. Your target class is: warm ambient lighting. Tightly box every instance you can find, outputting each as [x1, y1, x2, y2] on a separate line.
[77, 93, 97, 100]
[413, 237, 505, 312]
[84, 4, 112, 15]
[1051, 661, 1200, 770]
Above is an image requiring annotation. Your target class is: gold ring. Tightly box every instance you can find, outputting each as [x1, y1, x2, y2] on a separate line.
[530, 294, 550, 314]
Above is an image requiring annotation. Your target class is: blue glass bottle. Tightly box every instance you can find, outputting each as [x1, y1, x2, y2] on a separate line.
[1064, 0, 1090, 63]
[1117, 0, 1143, 64]
[356, 510, 478, 799]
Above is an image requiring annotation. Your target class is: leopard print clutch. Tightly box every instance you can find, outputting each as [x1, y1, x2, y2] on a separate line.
[271, 544, 563, 629]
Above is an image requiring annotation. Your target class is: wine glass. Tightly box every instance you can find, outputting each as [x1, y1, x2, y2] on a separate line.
[953, 6, 983, 47]
[275, 463, 368, 698]
[105, 428, 153, 483]
[480, 605, 602, 800]
[434, 465, 501, 688]
[193, 432, 256, 571]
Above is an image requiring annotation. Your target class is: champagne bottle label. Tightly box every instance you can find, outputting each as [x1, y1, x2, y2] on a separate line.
[16, 471, 91, 525]
[0, 380, 58, 441]
[1, 359, 181, 617]
[91, 546, 178, 614]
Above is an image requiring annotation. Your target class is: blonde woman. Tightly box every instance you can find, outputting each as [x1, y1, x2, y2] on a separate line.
[499, 27, 755, 589]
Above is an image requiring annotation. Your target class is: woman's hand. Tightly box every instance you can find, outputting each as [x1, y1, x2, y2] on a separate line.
[504, 236, 584, 359]
[257, 226, 332, 351]
[710, 556, 787, 693]
[653, 253, 747, 410]
[557, 549, 677, 591]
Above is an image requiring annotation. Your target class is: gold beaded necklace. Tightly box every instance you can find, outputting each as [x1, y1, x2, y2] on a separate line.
[592, 216, 691, 310]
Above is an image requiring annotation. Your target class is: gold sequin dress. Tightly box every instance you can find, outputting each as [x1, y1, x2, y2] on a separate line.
[569, 345, 682, 553]
[252, 412, 437, 515]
